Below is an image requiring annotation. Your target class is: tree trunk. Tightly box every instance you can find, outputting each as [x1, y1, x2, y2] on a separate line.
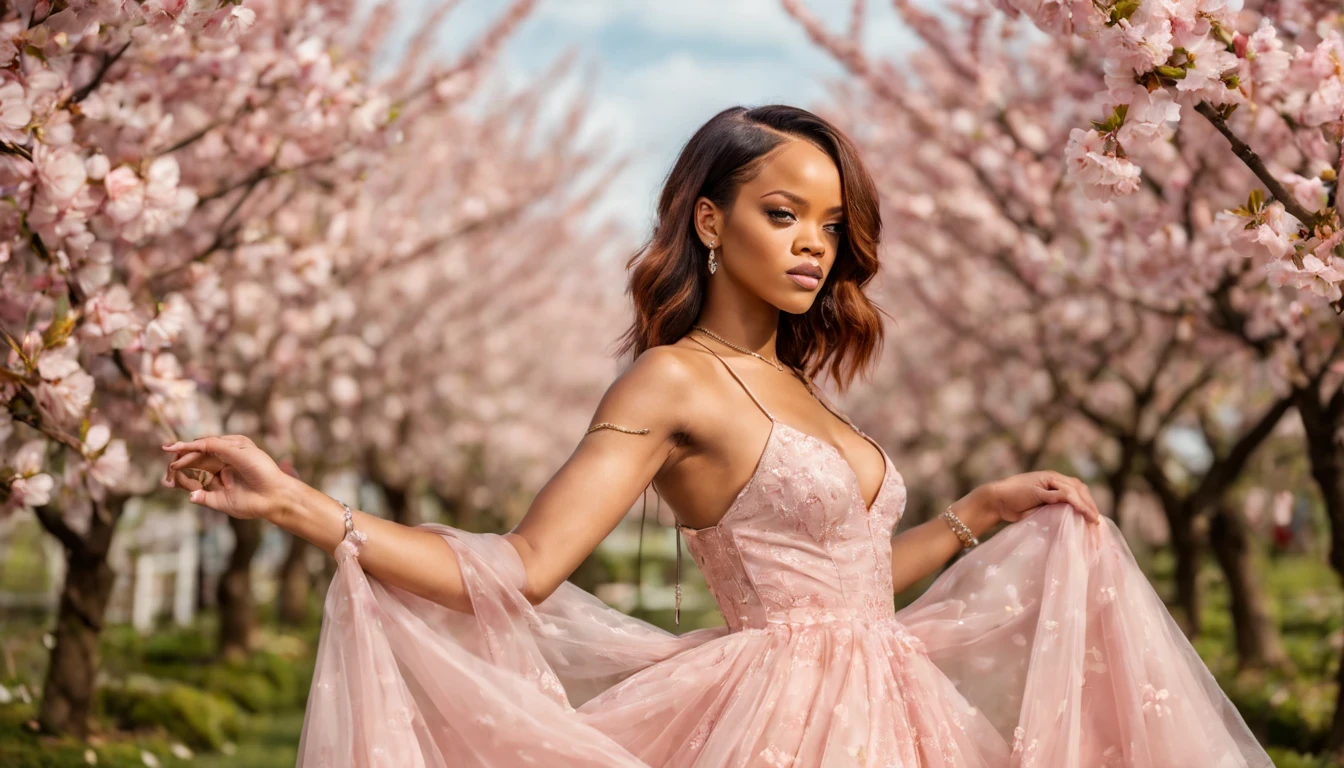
[432, 489, 466, 527]
[1168, 510, 1202, 638]
[1298, 389, 1344, 758]
[383, 483, 422, 527]
[1106, 438, 1139, 531]
[277, 533, 311, 626]
[1207, 503, 1287, 670]
[217, 516, 262, 660]
[34, 495, 127, 738]
[195, 519, 210, 611]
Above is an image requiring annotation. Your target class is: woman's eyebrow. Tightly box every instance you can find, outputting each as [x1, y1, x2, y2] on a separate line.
[761, 189, 844, 215]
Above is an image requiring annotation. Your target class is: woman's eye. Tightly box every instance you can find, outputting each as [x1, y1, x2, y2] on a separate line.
[768, 209, 844, 235]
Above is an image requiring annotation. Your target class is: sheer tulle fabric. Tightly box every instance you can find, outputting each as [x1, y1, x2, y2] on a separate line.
[295, 505, 1271, 768]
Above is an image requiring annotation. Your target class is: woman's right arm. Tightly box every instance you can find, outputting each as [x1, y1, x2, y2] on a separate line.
[163, 347, 696, 614]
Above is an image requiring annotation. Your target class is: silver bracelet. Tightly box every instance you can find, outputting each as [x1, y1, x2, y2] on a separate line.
[335, 498, 367, 552]
[941, 504, 979, 549]
[340, 499, 356, 539]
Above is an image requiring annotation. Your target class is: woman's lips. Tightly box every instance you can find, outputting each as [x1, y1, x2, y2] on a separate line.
[788, 272, 820, 290]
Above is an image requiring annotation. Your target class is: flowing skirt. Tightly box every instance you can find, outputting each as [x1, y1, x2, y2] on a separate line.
[295, 503, 1272, 767]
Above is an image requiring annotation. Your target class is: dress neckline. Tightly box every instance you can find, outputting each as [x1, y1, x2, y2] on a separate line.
[678, 333, 891, 533]
[679, 417, 893, 535]
[785, 419, 891, 515]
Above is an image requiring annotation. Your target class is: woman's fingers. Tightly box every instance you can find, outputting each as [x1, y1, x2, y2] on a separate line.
[187, 486, 227, 510]
[1067, 488, 1101, 524]
[1042, 487, 1069, 505]
[1037, 486, 1100, 525]
[162, 435, 249, 458]
[1049, 473, 1102, 524]
[1068, 481, 1101, 523]
[169, 468, 205, 492]
[168, 451, 226, 474]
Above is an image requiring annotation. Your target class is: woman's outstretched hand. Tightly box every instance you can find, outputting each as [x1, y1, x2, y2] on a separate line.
[979, 470, 1103, 526]
[160, 435, 297, 521]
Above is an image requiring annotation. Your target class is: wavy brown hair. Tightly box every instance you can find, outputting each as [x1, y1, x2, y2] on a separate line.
[614, 104, 888, 392]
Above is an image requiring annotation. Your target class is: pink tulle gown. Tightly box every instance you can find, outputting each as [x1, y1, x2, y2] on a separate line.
[297, 344, 1273, 767]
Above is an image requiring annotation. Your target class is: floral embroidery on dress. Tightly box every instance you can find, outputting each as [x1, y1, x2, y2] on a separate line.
[1084, 645, 1108, 676]
[1142, 682, 1172, 717]
[759, 744, 796, 766]
[1011, 725, 1041, 766]
[1003, 584, 1026, 617]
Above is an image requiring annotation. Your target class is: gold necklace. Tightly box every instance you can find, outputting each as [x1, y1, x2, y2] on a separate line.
[691, 325, 784, 371]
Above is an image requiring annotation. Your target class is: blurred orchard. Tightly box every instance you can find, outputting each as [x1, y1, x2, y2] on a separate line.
[1, 0, 1343, 764]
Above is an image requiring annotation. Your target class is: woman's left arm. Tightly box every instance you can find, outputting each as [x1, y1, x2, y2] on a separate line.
[890, 471, 1102, 595]
[889, 492, 999, 595]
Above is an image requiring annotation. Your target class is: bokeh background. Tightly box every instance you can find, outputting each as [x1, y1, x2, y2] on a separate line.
[2, 0, 1343, 765]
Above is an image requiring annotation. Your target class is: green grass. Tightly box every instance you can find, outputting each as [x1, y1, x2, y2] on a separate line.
[1152, 545, 1343, 764]
[194, 710, 304, 768]
[0, 518, 52, 594]
[1, 611, 318, 766]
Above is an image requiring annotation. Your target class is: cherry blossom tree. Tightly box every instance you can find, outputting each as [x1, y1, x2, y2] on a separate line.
[2, 0, 264, 736]
[0, 0, 602, 736]
[783, 0, 1343, 746]
[984, 0, 1344, 305]
[779, 0, 1328, 670]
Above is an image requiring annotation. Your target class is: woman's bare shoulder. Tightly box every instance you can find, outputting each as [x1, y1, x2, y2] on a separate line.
[590, 342, 721, 441]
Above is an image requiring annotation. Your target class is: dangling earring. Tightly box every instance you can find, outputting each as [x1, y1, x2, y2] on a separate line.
[821, 293, 836, 329]
[707, 241, 718, 275]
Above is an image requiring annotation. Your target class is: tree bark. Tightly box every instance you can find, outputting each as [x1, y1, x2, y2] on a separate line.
[1142, 395, 1293, 641]
[277, 533, 311, 626]
[34, 495, 127, 738]
[1297, 388, 1344, 758]
[383, 482, 422, 527]
[432, 489, 466, 527]
[217, 516, 262, 660]
[1207, 502, 1288, 670]
[1167, 510, 1203, 638]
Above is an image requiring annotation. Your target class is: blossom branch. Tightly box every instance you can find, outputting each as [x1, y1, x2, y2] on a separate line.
[1194, 101, 1325, 232]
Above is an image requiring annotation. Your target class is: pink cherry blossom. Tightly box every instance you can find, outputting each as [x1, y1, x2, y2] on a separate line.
[81, 286, 142, 347]
[141, 293, 193, 351]
[13, 440, 46, 475]
[103, 166, 145, 223]
[34, 143, 87, 201]
[1241, 22, 1291, 97]
[37, 342, 83, 381]
[87, 439, 130, 490]
[35, 370, 96, 425]
[84, 424, 112, 453]
[0, 80, 31, 142]
[1064, 128, 1142, 201]
[10, 473, 55, 507]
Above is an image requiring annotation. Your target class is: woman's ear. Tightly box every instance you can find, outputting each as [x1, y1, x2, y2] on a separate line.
[693, 197, 721, 248]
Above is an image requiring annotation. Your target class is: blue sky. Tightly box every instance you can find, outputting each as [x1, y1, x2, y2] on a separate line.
[385, 0, 919, 237]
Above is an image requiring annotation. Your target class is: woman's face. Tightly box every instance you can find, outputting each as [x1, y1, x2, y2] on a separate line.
[697, 139, 845, 316]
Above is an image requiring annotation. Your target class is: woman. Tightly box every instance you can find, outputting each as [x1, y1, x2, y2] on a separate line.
[161, 105, 1272, 767]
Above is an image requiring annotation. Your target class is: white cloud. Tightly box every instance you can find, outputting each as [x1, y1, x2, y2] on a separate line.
[571, 50, 845, 232]
[378, 0, 924, 234]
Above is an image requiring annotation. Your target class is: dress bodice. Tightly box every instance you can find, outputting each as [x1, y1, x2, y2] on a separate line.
[677, 337, 907, 633]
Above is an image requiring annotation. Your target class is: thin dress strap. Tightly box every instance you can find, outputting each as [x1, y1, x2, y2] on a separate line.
[807, 379, 864, 435]
[673, 334, 778, 627]
[684, 335, 776, 423]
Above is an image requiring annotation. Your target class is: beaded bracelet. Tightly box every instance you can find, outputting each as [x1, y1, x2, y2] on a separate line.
[341, 499, 354, 535]
[941, 504, 979, 549]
